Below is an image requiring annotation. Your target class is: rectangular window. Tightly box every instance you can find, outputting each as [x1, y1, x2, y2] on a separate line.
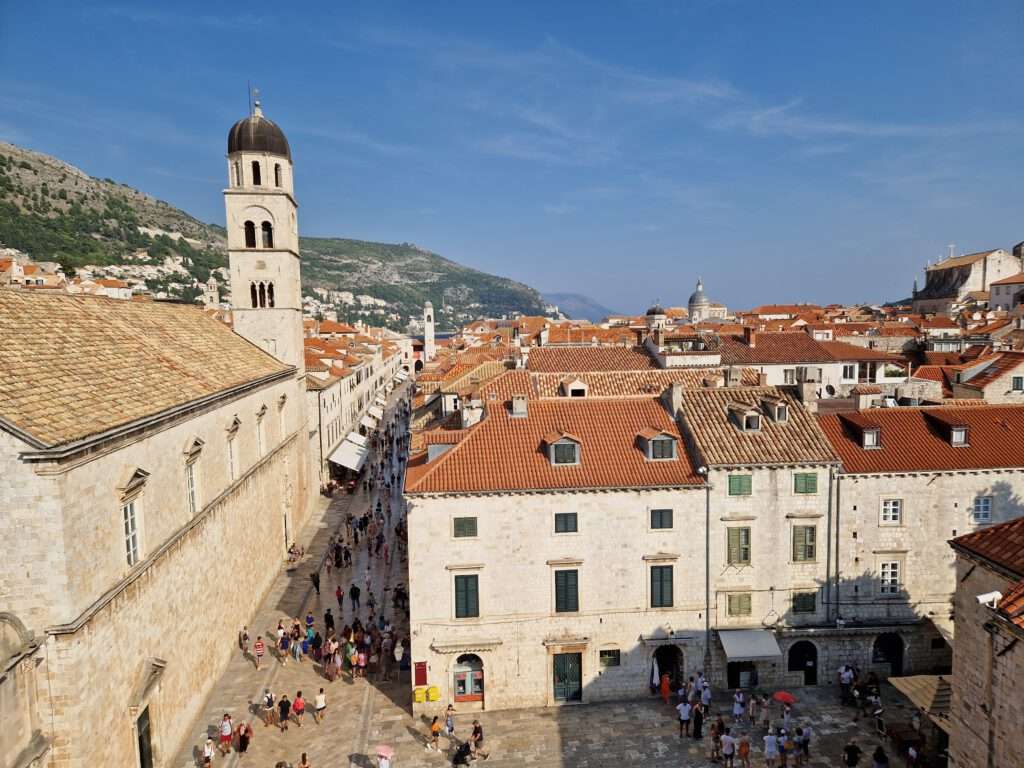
[863, 428, 880, 449]
[650, 438, 675, 460]
[727, 592, 752, 616]
[783, 368, 796, 385]
[842, 364, 856, 380]
[728, 474, 753, 496]
[554, 512, 578, 533]
[972, 496, 992, 523]
[599, 649, 621, 667]
[123, 500, 140, 566]
[554, 570, 579, 613]
[792, 525, 817, 562]
[650, 508, 673, 530]
[727, 527, 752, 565]
[185, 462, 198, 516]
[650, 565, 673, 608]
[880, 561, 901, 594]
[793, 472, 818, 494]
[454, 575, 479, 618]
[256, 419, 265, 458]
[792, 591, 817, 613]
[1013, 376, 1024, 392]
[881, 498, 902, 524]
[553, 443, 578, 465]
[453, 517, 478, 538]
[951, 426, 968, 447]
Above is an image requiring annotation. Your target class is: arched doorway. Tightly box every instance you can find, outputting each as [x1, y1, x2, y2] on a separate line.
[453, 654, 484, 703]
[414, 359, 424, 373]
[653, 645, 684, 689]
[787, 640, 818, 685]
[872, 633, 904, 677]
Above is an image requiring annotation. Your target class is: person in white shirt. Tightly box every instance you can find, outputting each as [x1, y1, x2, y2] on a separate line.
[314, 688, 327, 724]
[701, 682, 712, 707]
[721, 727, 736, 767]
[763, 731, 779, 768]
[675, 700, 692, 737]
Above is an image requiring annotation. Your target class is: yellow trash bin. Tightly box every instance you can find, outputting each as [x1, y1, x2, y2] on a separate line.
[427, 685, 441, 702]
[413, 687, 427, 704]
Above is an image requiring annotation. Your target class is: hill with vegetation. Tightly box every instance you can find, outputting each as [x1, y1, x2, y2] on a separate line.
[0, 141, 548, 327]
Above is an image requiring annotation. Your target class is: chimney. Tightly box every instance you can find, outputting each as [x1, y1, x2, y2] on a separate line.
[663, 382, 684, 414]
[757, 372, 769, 387]
[725, 366, 743, 387]
[461, 397, 485, 428]
[510, 394, 528, 418]
[743, 326, 756, 348]
[797, 382, 819, 413]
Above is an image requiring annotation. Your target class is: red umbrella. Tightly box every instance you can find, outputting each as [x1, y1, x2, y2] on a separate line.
[773, 691, 797, 704]
[374, 745, 395, 758]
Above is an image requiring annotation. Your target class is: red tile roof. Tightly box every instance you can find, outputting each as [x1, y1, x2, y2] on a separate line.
[957, 352, 1024, 390]
[818, 340, 904, 363]
[951, 515, 1024, 578]
[719, 333, 833, 365]
[997, 581, 1024, 630]
[526, 346, 658, 372]
[533, 368, 760, 398]
[405, 397, 702, 494]
[988, 272, 1024, 286]
[820, 405, 1024, 474]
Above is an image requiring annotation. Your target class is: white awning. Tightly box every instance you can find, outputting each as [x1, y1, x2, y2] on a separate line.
[719, 630, 782, 661]
[360, 414, 378, 430]
[368, 405, 385, 419]
[375, 395, 387, 406]
[345, 432, 368, 448]
[328, 440, 368, 471]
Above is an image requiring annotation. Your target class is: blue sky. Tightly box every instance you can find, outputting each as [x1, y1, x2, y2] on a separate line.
[2, 2, 1023, 313]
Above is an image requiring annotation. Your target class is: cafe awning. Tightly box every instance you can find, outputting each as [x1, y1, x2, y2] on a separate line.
[360, 414, 378, 430]
[719, 629, 782, 661]
[889, 675, 952, 733]
[368, 405, 385, 419]
[345, 432, 368, 448]
[328, 440, 368, 471]
[375, 395, 387, 406]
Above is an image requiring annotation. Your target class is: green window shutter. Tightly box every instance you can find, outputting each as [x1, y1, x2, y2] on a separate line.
[728, 593, 752, 616]
[453, 517, 477, 537]
[455, 575, 479, 618]
[651, 566, 673, 607]
[728, 528, 751, 565]
[793, 526, 816, 562]
[555, 570, 578, 612]
[651, 509, 673, 529]
[792, 591, 816, 613]
[729, 474, 752, 496]
[555, 512, 578, 533]
[794, 472, 818, 494]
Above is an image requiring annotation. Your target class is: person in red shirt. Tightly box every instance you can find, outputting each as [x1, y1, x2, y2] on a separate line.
[292, 690, 306, 727]
[253, 636, 266, 670]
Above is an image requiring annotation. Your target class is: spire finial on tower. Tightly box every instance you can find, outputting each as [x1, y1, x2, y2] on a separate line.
[252, 87, 263, 118]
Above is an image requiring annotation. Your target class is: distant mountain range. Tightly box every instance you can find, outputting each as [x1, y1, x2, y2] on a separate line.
[543, 292, 618, 322]
[0, 141, 549, 328]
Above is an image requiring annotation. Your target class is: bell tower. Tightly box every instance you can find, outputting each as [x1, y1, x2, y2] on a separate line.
[423, 301, 436, 362]
[224, 98, 304, 372]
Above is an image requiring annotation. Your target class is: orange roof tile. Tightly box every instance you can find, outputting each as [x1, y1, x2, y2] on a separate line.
[405, 397, 702, 494]
[679, 386, 838, 467]
[719, 333, 833, 365]
[957, 352, 1024, 390]
[527, 346, 658, 372]
[820, 405, 1024, 474]
[990, 272, 1024, 286]
[996, 580, 1024, 630]
[951, 515, 1024, 578]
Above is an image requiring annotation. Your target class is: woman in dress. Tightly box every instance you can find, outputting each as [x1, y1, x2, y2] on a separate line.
[691, 702, 704, 740]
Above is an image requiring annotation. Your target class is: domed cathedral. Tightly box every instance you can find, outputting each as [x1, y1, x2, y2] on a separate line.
[686, 278, 728, 323]
[224, 97, 305, 372]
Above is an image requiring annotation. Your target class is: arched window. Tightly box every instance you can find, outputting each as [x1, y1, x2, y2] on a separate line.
[261, 221, 274, 248]
[274, 163, 282, 187]
[251, 160, 262, 186]
[233, 162, 241, 186]
[250, 283, 258, 308]
[244, 221, 256, 248]
[258, 283, 267, 308]
[267, 283, 275, 308]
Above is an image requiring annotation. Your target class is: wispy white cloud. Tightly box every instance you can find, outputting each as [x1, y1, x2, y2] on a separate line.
[295, 126, 417, 158]
[715, 98, 1016, 140]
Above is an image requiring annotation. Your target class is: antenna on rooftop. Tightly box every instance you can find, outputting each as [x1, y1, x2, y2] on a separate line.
[948, 243, 956, 259]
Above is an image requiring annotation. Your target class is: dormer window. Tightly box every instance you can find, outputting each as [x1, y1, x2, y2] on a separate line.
[552, 441, 579, 465]
[951, 426, 968, 447]
[650, 437, 676, 460]
[762, 396, 788, 423]
[774, 405, 788, 422]
[862, 427, 881, 449]
[743, 413, 761, 432]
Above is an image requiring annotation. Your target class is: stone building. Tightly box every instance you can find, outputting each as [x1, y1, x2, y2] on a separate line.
[687, 278, 728, 322]
[818, 404, 1024, 680]
[912, 249, 1021, 315]
[947, 517, 1024, 768]
[423, 301, 436, 362]
[0, 102, 312, 768]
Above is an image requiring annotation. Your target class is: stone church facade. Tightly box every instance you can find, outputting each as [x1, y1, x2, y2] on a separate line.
[0, 104, 312, 768]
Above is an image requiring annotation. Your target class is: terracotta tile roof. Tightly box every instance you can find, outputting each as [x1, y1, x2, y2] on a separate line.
[304, 352, 329, 372]
[95, 278, 129, 288]
[317, 320, 357, 334]
[475, 370, 538, 402]
[990, 272, 1024, 286]
[851, 384, 882, 395]
[405, 397, 702, 494]
[719, 333, 833, 365]
[545, 326, 639, 345]
[967, 319, 1013, 335]
[996, 580, 1024, 630]
[951, 515, 1024, 577]
[927, 250, 997, 270]
[532, 368, 760, 397]
[678, 386, 839, 467]
[0, 291, 289, 447]
[527, 346, 658, 372]
[957, 352, 1024, 390]
[820, 405, 1024, 474]
[751, 304, 822, 316]
[818, 340, 904, 363]
[911, 365, 958, 397]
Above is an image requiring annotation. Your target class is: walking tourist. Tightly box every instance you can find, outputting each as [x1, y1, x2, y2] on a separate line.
[218, 714, 233, 755]
[314, 687, 327, 724]
[278, 694, 291, 732]
[262, 689, 276, 727]
[253, 635, 265, 669]
[676, 698, 692, 737]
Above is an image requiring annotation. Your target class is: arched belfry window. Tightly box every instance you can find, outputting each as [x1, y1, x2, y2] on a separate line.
[250, 283, 258, 308]
[258, 283, 267, 308]
[261, 221, 274, 248]
[244, 221, 256, 249]
[267, 283, 275, 308]
[274, 163, 282, 187]
[233, 161, 241, 186]
[251, 160, 262, 186]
